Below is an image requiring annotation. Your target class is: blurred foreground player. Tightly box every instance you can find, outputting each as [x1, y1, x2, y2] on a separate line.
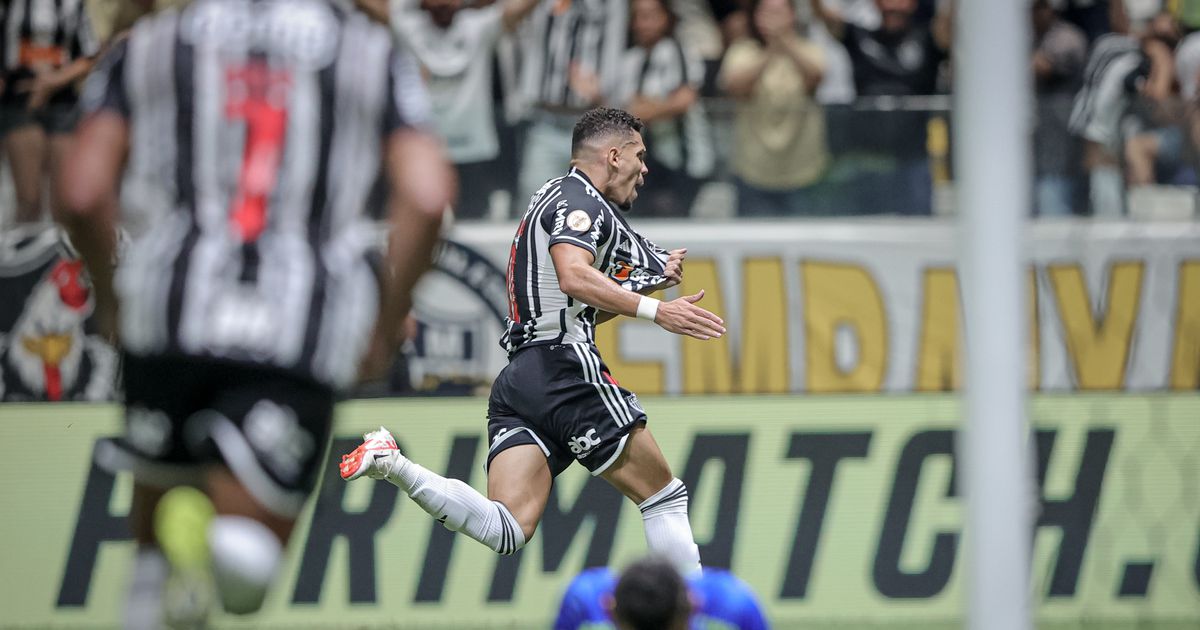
[555, 556, 770, 630]
[56, 0, 454, 626]
[341, 108, 724, 575]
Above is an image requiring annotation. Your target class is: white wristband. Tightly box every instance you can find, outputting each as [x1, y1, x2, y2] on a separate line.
[636, 296, 660, 322]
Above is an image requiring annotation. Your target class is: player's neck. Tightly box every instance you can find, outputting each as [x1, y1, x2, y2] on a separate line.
[570, 161, 615, 201]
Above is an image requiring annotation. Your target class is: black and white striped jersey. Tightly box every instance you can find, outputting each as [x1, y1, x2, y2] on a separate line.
[517, 0, 627, 109]
[501, 167, 670, 355]
[618, 38, 714, 179]
[79, 0, 432, 390]
[1068, 33, 1148, 153]
[2, 0, 99, 76]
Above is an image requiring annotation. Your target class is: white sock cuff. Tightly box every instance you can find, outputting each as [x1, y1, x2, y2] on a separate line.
[639, 478, 689, 519]
[208, 516, 282, 614]
[493, 501, 526, 556]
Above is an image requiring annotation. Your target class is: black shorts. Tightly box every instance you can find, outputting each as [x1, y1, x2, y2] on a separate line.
[0, 102, 79, 136]
[97, 354, 335, 518]
[486, 343, 648, 477]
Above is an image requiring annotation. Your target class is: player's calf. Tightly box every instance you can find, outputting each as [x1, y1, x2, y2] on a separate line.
[342, 427, 528, 555]
[639, 478, 701, 575]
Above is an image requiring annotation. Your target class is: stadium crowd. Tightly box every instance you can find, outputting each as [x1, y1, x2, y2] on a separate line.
[1, 0, 1199, 222]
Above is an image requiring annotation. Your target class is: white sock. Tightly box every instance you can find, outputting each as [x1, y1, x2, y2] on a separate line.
[382, 453, 526, 555]
[639, 478, 702, 575]
[124, 545, 169, 630]
[207, 516, 283, 614]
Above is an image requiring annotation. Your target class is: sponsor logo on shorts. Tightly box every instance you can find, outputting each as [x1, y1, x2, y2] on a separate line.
[568, 428, 601, 457]
[625, 394, 644, 413]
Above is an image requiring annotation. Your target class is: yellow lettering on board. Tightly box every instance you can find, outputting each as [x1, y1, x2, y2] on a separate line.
[594, 293, 666, 395]
[803, 261, 887, 392]
[1029, 268, 1041, 390]
[1170, 261, 1200, 390]
[915, 268, 960, 391]
[1048, 262, 1144, 390]
[679, 259, 789, 394]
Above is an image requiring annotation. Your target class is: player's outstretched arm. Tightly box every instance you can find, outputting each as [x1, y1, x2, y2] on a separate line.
[550, 243, 724, 340]
[360, 129, 455, 380]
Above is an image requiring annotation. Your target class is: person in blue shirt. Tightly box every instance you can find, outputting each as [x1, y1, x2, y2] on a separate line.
[555, 556, 770, 630]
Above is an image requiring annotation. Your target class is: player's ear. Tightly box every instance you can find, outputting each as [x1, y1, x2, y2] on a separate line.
[607, 146, 621, 169]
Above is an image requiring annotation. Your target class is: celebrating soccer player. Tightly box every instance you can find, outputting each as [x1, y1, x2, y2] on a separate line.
[341, 107, 723, 575]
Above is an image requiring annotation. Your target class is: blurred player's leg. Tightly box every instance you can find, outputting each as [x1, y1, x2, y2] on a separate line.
[203, 468, 291, 615]
[600, 425, 701, 575]
[341, 428, 545, 554]
[124, 484, 168, 630]
[4, 124, 47, 224]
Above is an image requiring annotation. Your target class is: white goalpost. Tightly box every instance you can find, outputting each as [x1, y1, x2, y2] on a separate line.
[954, 1, 1035, 630]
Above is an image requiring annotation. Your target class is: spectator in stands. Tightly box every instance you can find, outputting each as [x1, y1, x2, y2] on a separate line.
[1, 0, 100, 224]
[808, 0, 953, 215]
[514, 0, 629, 207]
[1123, 12, 1194, 188]
[1175, 24, 1200, 159]
[1033, 0, 1089, 216]
[616, 0, 715, 217]
[390, 0, 540, 219]
[1068, 2, 1178, 216]
[719, 0, 829, 216]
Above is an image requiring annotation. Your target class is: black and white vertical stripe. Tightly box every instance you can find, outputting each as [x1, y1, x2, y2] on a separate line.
[86, 0, 429, 390]
[517, 0, 627, 109]
[2, 0, 99, 72]
[493, 501, 521, 555]
[639, 478, 689, 518]
[1067, 33, 1145, 144]
[570, 343, 635, 427]
[501, 167, 670, 355]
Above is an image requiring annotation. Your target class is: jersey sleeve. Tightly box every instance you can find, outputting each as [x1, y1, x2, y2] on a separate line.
[79, 38, 131, 118]
[384, 47, 434, 133]
[543, 198, 610, 258]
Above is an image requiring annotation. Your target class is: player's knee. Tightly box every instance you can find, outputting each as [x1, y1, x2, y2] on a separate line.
[208, 516, 283, 615]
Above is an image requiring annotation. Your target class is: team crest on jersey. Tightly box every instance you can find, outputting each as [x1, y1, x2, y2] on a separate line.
[566, 210, 592, 232]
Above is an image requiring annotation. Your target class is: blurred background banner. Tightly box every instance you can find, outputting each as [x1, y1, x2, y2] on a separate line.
[3, 221, 1198, 401]
[2, 395, 1197, 628]
[328, 218, 1200, 396]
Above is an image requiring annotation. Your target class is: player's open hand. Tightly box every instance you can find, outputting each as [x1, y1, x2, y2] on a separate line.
[655, 289, 725, 340]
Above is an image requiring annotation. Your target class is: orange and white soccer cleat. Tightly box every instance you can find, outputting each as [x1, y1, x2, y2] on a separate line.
[339, 427, 400, 481]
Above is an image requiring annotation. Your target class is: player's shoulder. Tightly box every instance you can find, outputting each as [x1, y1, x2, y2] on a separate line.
[691, 569, 768, 627]
[693, 569, 760, 607]
[557, 172, 613, 214]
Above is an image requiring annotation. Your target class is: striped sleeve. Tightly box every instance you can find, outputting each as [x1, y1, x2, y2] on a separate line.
[543, 197, 609, 257]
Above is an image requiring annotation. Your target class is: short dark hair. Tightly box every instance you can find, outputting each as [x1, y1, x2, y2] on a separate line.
[571, 107, 644, 156]
[612, 557, 690, 630]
